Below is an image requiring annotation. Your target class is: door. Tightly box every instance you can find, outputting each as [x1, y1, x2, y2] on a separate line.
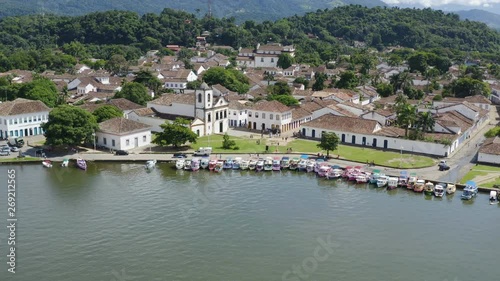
[383, 140, 388, 149]
[341, 134, 345, 143]
[351, 135, 356, 144]
[372, 138, 377, 147]
[219, 122, 223, 133]
[261, 123, 265, 131]
[34, 128, 38, 135]
[362, 137, 366, 146]
[253, 122, 256, 130]
[302, 128, 306, 136]
[29, 128, 33, 136]
[134, 137, 139, 147]
[25, 129, 28, 136]
[312, 129, 316, 138]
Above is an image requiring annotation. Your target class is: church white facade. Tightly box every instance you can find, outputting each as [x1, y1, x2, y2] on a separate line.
[195, 83, 229, 135]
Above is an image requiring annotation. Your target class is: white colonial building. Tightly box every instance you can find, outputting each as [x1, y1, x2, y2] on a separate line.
[0, 98, 51, 139]
[228, 101, 250, 128]
[247, 100, 292, 132]
[478, 137, 500, 164]
[96, 117, 151, 151]
[236, 43, 295, 69]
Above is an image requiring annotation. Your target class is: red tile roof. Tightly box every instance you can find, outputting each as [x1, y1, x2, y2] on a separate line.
[301, 114, 380, 134]
[98, 117, 150, 135]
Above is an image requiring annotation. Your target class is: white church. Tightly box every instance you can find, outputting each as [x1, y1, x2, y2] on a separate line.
[139, 83, 229, 136]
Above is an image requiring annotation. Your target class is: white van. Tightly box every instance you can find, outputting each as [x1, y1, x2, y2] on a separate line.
[193, 147, 212, 156]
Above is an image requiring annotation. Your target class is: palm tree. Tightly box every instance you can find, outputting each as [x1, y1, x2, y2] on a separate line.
[396, 103, 417, 137]
[416, 111, 435, 134]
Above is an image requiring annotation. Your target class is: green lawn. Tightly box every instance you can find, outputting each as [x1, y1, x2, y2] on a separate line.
[460, 164, 500, 188]
[192, 136, 436, 168]
[0, 157, 39, 163]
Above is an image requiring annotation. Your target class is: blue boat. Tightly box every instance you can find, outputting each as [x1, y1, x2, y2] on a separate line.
[461, 181, 478, 200]
[223, 157, 233, 169]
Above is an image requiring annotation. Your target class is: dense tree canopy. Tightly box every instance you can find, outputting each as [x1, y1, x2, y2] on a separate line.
[92, 105, 124, 123]
[114, 82, 151, 106]
[202, 67, 249, 94]
[317, 132, 340, 158]
[42, 105, 98, 146]
[152, 118, 198, 148]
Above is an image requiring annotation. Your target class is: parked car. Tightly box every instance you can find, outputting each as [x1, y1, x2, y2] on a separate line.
[35, 149, 46, 157]
[439, 163, 450, 171]
[115, 150, 129, 156]
[0, 150, 10, 156]
[10, 147, 19, 152]
[173, 153, 187, 158]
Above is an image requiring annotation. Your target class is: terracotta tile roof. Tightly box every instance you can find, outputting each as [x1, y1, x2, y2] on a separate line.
[375, 126, 405, 137]
[327, 104, 359, 117]
[300, 101, 324, 113]
[77, 103, 107, 113]
[148, 93, 195, 106]
[479, 137, 500, 155]
[253, 100, 291, 113]
[292, 108, 312, 121]
[0, 98, 50, 116]
[375, 108, 395, 117]
[435, 110, 473, 132]
[131, 107, 155, 116]
[108, 98, 143, 111]
[301, 114, 380, 134]
[257, 44, 283, 52]
[229, 100, 251, 110]
[98, 117, 150, 135]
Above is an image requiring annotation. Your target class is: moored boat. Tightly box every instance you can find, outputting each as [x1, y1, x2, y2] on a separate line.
[214, 160, 224, 173]
[407, 173, 418, 190]
[200, 158, 210, 169]
[208, 159, 217, 171]
[369, 169, 381, 184]
[240, 159, 250, 170]
[424, 182, 435, 195]
[289, 157, 299, 170]
[249, 159, 257, 170]
[317, 163, 330, 177]
[489, 190, 499, 204]
[42, 160, 53, 168]
[256, 159, 265, 171]
[387, 177, 399, 190]
[461, 181, 478, 200]
[356, 173, 369, 184]
[232, 157, 242, 170]
[272, 157, 281, 171]
[61, 158, 69, 167]
[191, 158, 200, 171]
[176, 159, 186, 170]
[145, 159, 156, 170]
[413, 179, 425, 192]
[398, 171, 409, 188]
[314, 159, 324, 173]
[223, 157, 233, 169]
[306, 159, 316, 173]
[298, 155, 309, 171]
[446, 183, 456, 194]
[376, 175, 389, 188]
[280, 157, 290, 169]
[184, 159, 192, 171]
[326, 168, 342, 179]
[76, 158, 87, 170]
[434, 183, 445, 197]
[264, 157, 273, 171]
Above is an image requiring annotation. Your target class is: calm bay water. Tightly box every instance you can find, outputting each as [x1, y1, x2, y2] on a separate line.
[0, 163, 499, 281]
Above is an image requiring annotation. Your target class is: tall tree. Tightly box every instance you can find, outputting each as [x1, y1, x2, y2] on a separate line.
[152, 118, 198, 148]
[277, 53, 294, 69]
[114, 82, 151, 105]
[415, 111, 435, 134]
[396, 103, 417, 138]
[42, 105, 98, 146]
[317, 132, 339, 158]
[134, 69, 163, 95]
[18, 77, 58, 107]
[93, 105, 123, 123]
[312, 72, 327, 91]
[105, 54, 128, 75]
[335, 71, 359, 89]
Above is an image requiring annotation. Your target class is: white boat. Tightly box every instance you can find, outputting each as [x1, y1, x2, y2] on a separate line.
[42, 160, 53, 168]
[232, 157, 242, 170]
[214, 160, 224, 173]
[489, 190, 499, 205]
[240, 159, 250, 170]
[256, 159, 265, 171]
[200, 158, 209, 169]
[387, 177, 399, 190]
[145, 159, 156, 170]
[175, 159, 185, 170]
[414, 179, 425, 193]
[326, 168, 342, 179]
[264, 157, 273, 171]
[76, 158, 87, 170]
[249, 159, 257, 170]
[306, 159, 316, 173]
[317, 164, 331, 177]
[376, 175, 389, 188]
[461, 181, 478, 200]
[446, 183, 456, 194]
[61, 159, 69, 167]
[280, 157, 290, 169]
[208, 158, 217, 171]
[356, 174, 368, 183]
[434, 183, 445, 197]
[272, 158, 281, 171]
[424, 182, 435, 195]
[298, 159, 308, 171]
[191, 158, 200, 171]
[184, 159, 192, 171]
[314, 159, 324, 173]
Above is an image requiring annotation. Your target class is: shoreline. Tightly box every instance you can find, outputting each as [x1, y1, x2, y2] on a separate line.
[1, 154, 497, 194]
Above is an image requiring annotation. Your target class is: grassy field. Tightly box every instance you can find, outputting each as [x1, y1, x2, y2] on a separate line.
[460, 164, 500, 188]
[0, 157, 39, 163]
[192, 136, 436, 168]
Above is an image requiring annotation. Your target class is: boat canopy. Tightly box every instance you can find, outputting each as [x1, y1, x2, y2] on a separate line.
[281, 156, 289, 160]
[465, 181, 476, 187]
[300, 154, 309, 159]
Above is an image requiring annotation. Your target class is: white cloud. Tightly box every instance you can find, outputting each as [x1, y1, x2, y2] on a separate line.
[382, 0, 500, 7]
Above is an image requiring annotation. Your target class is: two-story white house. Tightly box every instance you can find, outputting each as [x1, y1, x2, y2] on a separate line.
[236, 43, 295, 69]
[247, 100, 292, 132]
[228, 101, 250, 128]
[0, 98, 50, 139]
[96, 117, 152, 151]
[160, 69, 198, 92]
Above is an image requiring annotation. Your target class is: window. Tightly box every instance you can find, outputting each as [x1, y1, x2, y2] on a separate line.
[239, 111, 242, 115]
[216, 112, 219, 120]
[24, 117, 27, 123]
[14, 119, 17, 124]
[112, 140, 115, 147]
[271, 58, 274, 63]
[207, 94, 211, 102]
[224, 110, 227, 118]
[276, 115, 280, 120]
[270, 114, 273, 120]
[143, 135, 147, 142]
[261, 58, 264, 62]
[233, 111, 236, 115]
[208, 113, 211, 122]
[255, 113, 259, 118]
[262, 113, 266, 119]
[126, 139, 130, 146]
[248, 111, 252, 117]
[103, 138, 107, 145]
[38, 115, 41, 121]
[28, 117, 32, 123]
[198, 93, 202, 103]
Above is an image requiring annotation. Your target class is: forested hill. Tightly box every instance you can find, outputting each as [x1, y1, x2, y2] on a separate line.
[0, 6, 499, 68]
[0, 0, 386, 22]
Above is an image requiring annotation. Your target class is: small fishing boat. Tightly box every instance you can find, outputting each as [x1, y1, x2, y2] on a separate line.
[342, 166, 353, 178]
[298, 155, 308, 171]
[424, 182, 435, 195]
[145, 159, 156, 170]
[314, 159, 324, 173]
[280, 157, 290, 169]
[387, 177, 399, 190]
[61, 158, 69, 167]
[200, 158, 210, 169]
[376, 175, 389, 188]
[176, 159, 186, 170]
[413, 179, 425, 193]
[256, 159, 265, 172]
[348, 166, 363, 181]
[398, 171, 409, 188]
[249, 159, 257, 170]
[306, 159, 316, 173]
[434, 183, 445, 197]
[208, 159, 217, 171]
[489, 190, 499, 205]
[184, 159, 192, 171]
[223, 157, 233, 169]
[264, 157, 273, 171]
[272, 157, 281, 171]
[76, 158, 87, 170]
[240, 159, 250, 170]
[232, 157, 242, 170]
[369, 169, 380, 184]
[446, 183, 456, 194]
[289, 157, 299, 170]
[191, 158, 200, 171]
[214, 160, 224, 173]
[318, 164, 331, 177]
[42, 160, 53, 168]
[356, 173, 369, 184]
[326, 166, 342, 179]
[407, 173, 418, 190]
[461, 181, 478, 200]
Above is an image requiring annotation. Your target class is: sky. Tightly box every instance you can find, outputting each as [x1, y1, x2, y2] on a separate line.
[382, 0, 500, 7]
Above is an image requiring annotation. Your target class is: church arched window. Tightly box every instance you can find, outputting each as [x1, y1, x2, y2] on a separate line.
[198, 93, 202, 103]
[207, 94, 211, 102]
